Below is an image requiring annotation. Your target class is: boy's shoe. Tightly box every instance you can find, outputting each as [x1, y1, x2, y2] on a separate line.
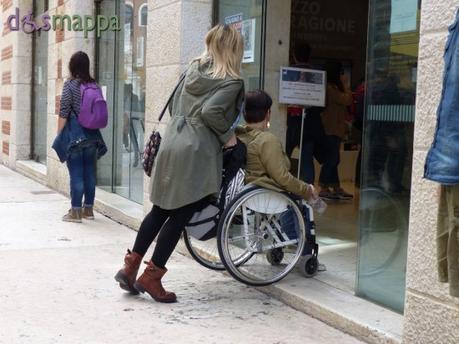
[62, 208, 82, 223]
[82, 207, 95, 220]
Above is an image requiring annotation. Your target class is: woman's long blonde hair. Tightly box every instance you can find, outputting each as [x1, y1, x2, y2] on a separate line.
[197, 24, 244, 79]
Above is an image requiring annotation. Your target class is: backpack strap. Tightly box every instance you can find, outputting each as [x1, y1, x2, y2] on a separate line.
[158, 72, 187, 122]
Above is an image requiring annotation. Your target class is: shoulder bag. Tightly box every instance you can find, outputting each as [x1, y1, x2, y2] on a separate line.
[142, 73, 186, 177]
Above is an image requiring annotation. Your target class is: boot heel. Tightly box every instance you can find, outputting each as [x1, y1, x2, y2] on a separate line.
[134, 282, 145, 294]
[115, 270, 139, 295]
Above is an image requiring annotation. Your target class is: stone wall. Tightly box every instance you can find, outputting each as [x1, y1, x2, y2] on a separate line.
[403, 1, 459, 342]
[0, 0, 33, 167]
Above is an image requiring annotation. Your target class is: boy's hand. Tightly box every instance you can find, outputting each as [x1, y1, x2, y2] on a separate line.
[224, 134, 237, 148]
[308, 185, 319, 200]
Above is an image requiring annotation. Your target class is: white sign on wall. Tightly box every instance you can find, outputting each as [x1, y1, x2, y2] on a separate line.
[390, 0, 418, 34]
[279, 67, 327, 107]
[242, 18, 256, 63]
[225, 14, 256, 64]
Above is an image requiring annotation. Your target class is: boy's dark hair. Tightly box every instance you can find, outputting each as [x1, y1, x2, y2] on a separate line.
[244, 90, 273, 124]
[69, 51, 95, 83]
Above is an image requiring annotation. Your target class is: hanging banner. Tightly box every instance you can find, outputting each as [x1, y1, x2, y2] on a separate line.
[279, 67, 326, 107]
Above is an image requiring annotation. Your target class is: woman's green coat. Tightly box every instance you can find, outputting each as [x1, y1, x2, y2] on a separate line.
[150, 61, 244, 210]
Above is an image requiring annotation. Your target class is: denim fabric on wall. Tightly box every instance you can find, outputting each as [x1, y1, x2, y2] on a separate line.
[425, 9, 459, 185]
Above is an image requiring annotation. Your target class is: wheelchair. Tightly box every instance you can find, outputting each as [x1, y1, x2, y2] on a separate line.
[184, 186, 319, 286]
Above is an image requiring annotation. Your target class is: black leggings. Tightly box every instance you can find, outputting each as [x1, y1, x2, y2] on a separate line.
[132, 200, 203, 268]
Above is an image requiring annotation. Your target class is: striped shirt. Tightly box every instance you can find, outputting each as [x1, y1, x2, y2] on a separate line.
[59, 79, 81, 118]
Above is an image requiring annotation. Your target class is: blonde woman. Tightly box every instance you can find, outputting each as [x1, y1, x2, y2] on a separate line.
[115, 24, 245, 303]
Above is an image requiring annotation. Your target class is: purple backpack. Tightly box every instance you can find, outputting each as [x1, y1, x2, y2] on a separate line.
[78, 82, 108, 129]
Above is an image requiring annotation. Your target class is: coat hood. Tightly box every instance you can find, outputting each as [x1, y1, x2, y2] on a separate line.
[184, 60, 238, 96]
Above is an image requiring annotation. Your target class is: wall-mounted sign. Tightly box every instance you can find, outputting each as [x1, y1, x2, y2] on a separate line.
[225, 13, 256, 64]
[390, 0, 418, 34]
[279, 67, 326, 107]
[225, 13, 243, 26]
[242, 18, 256, 63]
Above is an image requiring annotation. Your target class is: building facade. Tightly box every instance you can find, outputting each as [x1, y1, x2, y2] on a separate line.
[0, 0, 458, 342]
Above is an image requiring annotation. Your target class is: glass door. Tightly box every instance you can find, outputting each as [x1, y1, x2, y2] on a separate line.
[97, 0, 147, 204]
[215, 0, 266, 91]
[31, 0, 49, 164]
[357, 0, 421, 313]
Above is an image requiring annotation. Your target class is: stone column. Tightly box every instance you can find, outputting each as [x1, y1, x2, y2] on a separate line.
[0, 0, 33, 167]
[143, 0, 212, 210]
[403, 1, 459, 342]
[264, 0, 292, 145]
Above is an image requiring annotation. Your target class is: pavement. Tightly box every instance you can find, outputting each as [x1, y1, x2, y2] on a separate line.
[0, 165, 363, 344]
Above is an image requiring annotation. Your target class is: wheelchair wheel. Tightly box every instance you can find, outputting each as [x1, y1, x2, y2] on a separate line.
[299, 254, 318, 278]
[184, 231, 255, 271]
[217, 187, 306, 286]
[183, 232, 225, 270]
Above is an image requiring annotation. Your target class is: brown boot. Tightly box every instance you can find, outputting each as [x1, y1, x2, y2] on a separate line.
[114, 249, 143, 295]
[82, 207, 95, 220]
[134, 261, 177, 303]
[62, 208, 82, 223]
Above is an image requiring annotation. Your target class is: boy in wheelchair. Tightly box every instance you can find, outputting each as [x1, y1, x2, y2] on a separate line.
[235, 90, 321, 209]
[235, 90, 325, 275]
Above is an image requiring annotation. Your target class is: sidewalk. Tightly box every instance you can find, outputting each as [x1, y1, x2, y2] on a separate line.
[0, 165, 363, 344]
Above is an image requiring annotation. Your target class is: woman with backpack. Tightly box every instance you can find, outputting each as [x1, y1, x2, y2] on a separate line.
[115, 24, 245, 303]
[56, 51, 107, 223]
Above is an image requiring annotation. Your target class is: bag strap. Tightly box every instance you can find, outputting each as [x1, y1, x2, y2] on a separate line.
[158, 72, 187, 122]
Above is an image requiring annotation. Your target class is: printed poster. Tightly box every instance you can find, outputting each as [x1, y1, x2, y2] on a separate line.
[279, 67, 327, 107]
[225, 14, 256, 64]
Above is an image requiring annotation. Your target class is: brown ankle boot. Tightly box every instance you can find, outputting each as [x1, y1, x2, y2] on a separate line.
[114, 249, 143, 295]
[134, 262, 177, 303]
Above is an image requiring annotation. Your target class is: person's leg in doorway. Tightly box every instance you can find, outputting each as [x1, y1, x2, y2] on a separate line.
[319, 136, 341, 199]
[299, 141, 315, 184]
[82, 145, 97, 219]
[63, 149, 84, 222]
[286, 115, 301, 158]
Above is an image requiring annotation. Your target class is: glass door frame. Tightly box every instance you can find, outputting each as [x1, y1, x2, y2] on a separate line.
[30, 0, 50, 163]
[95, 0, 121, 195]
[212, 0, 268, 90]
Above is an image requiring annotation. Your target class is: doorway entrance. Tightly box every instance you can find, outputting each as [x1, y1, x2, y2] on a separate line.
[215, 0, 420, 313]
[289, 0, 419, 313]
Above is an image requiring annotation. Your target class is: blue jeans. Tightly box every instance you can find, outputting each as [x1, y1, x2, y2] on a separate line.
[319, 135, 342, 188]
[280, 206, 313, 256]
[67, 145, 97, 209]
